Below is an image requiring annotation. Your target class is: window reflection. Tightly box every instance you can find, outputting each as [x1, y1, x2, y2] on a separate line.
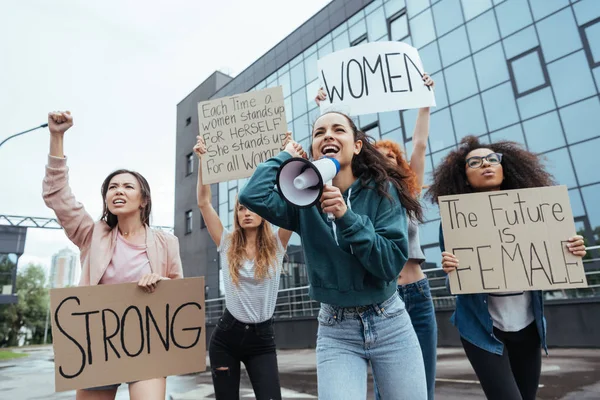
[481, 82, 519, 131]
[489, 124, 525, 145]
[467, 9, 500, 53]
[547, 51, 596, 107]
[419, 41, 441, 74]
[389, 12, 409, 41]
[432, 0, 464, 36]
[559, 97, 600, 144]
[495, 0, 533, 37]
[461, 0, 492, 21]
[451, 95, 487, 137]
[536, 9, 582, 63]
[517, 87, 556, 120]
[445, 58, 479, 103]
[474, 43, 510, 90]
[429, 108, 456, 152]
[503, 26, 538, 59]
[367, 7, 388, 41]
[543, 148, 577, 188]
[439, 26, 470, 67]
[571, 137, 600, 186]
[410, 9, 436, 48]
[581, 183, 600, 234]
[523, 111, 565, 153]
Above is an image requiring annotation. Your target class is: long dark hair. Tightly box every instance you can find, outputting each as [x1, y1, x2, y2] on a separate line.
[427, 135, 555, 203]
[100, 169, 152, 229]
[311, 112, 423, 221]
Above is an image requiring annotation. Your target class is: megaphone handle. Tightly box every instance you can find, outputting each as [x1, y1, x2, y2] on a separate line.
[325, 179, 335, 222]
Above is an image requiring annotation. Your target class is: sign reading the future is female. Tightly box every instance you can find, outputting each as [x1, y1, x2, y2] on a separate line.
[317, 41, 436, 116]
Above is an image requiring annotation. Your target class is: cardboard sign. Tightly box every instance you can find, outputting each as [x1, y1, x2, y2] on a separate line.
[50, 277, 206, 392]
[439, 186, 588, 294]
[317, 41, 436, 116]
[198, 86, 288, 184]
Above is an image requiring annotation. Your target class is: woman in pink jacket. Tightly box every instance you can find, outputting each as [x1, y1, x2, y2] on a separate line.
[43, 111, 183, 400]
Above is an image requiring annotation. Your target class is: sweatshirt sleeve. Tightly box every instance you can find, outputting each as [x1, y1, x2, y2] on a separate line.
[335, 183, 408, 281]
[238, 152, 300, 233]
[42, 155, 95, 250]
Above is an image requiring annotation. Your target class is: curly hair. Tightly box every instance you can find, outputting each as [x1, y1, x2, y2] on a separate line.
[374, 139, 420, 197]
[311, 112, 423, 221]
[426, 135, 555, 203]
[227, 197, 278, 286]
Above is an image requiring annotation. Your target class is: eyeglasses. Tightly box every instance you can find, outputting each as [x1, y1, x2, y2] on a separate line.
[465, 152, 503, 169]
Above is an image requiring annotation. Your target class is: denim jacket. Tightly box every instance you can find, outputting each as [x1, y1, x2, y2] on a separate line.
[439, 224, 547, 355]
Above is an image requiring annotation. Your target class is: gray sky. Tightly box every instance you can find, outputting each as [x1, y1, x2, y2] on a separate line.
[0, 0, 330, 276]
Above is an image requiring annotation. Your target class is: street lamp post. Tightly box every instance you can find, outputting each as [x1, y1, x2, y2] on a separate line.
[0, 123, 48, 149]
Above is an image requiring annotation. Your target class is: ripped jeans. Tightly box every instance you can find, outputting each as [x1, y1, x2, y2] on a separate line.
[208, 309, 282, 400]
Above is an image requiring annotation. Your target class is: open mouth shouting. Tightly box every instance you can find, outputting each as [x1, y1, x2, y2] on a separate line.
[320, 144, 340, 158]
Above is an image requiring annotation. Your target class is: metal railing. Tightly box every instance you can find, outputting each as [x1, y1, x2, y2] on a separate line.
[204, 251, 600, 324]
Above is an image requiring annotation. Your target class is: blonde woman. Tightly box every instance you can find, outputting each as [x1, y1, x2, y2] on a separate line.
[193, 136, 293, 400]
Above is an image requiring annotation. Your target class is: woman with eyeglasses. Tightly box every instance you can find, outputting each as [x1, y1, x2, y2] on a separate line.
[427, 136, 587, 400]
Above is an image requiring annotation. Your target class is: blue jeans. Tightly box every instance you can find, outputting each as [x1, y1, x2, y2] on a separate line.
[316, 292, 427, 400]
[375, 278, 438, 400]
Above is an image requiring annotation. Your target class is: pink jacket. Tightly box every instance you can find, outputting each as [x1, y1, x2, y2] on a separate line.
[42, 156, 183, 286]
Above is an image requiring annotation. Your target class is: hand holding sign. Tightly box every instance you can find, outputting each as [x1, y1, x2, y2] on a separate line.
[138, 273, 167, 294]
[283, 133, 308, 159]
[194, 136, 207, 159]
[566, 235, 587, 257]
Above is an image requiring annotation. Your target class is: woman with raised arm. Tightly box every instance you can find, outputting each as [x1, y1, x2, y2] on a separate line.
[193, 136, 293, 400]
[428, 136, 587, 400]
[316, 73, 438, 399]
[239, 108, 427, 399]
[42, 111, 183, 400]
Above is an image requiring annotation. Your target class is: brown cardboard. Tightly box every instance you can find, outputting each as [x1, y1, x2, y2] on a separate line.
[197, 86, 288, 184]
[50, 277, 206, 392]
[439, 186, 588, 294]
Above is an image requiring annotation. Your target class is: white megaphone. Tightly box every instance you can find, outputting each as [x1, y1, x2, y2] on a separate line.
[276, 156, 340, 221]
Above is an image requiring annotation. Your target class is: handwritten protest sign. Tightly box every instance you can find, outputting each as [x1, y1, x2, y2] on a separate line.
[317, 41, 436, 116]
[439, 186, 588, 294]
[50, 277, 205, 392]
[197, 86, 288, 184]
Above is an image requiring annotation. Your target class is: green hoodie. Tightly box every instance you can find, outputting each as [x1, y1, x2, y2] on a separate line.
[239, 151, 409, 307]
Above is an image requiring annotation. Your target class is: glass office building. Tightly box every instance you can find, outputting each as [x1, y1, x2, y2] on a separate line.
[175, 0, 600, 298]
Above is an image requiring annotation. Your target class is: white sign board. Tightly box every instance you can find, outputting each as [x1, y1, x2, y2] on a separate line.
[317, 41, 436, 116]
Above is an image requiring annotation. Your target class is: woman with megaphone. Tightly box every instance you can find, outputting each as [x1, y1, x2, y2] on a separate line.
[193, 135, 294, 400]
[315, 74, 437, 400]
[239, 110, 427, 398]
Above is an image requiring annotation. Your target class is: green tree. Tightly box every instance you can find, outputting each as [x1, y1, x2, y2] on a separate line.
[0, 264, 49, 347]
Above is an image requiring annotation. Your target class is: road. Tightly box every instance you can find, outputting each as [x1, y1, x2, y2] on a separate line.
[1, 346, 599, 399]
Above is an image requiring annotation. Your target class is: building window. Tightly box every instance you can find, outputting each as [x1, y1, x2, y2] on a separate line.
[351, 34, 367, 47]
[185, 117, 191, 126]
[388, 9, 409, 42]
[580, 17, 600, 69]
[186, 153, 194, 176]
[362, 122, 380, 140]
[185, 210, 193, 234]
[507, 47, 550, 98]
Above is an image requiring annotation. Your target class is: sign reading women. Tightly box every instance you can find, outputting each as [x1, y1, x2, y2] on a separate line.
[317, 41, 436, 116]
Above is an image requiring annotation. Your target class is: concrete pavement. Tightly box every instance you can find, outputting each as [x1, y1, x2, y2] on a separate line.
[1, 346, 599, 399]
